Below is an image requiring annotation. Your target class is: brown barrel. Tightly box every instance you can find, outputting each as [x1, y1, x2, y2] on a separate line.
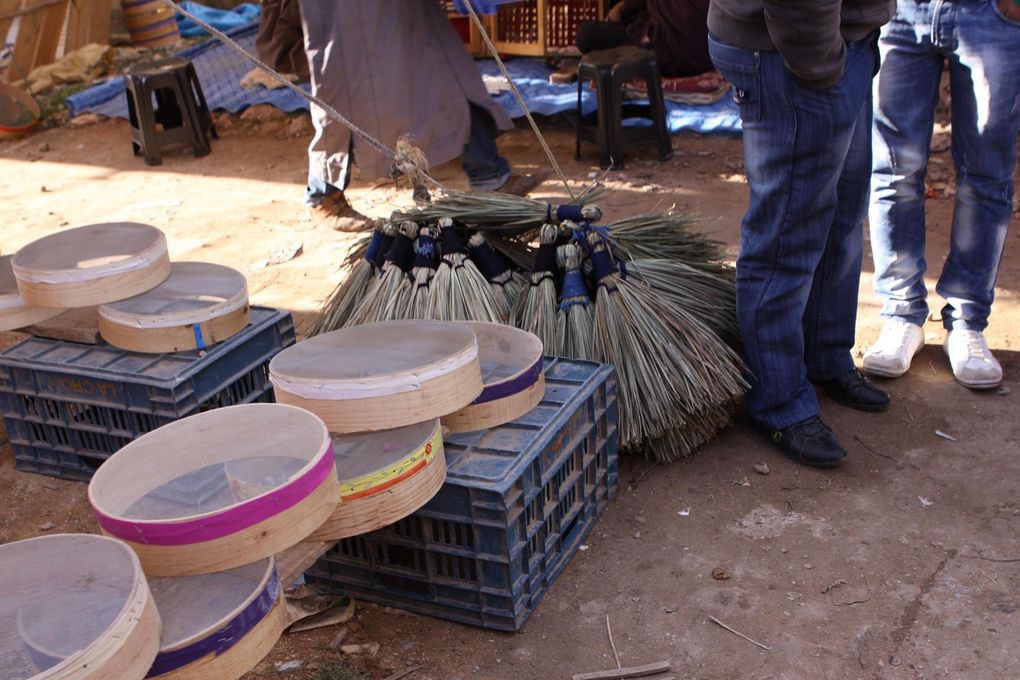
[121, 0, 181, 48]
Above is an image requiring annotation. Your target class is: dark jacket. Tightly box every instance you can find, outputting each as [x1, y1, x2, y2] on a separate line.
[707, 0, 895, 88]
[623, 0, 714, 78]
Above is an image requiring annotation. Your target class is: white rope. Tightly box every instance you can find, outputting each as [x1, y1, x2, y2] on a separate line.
[154, 0, 444, 187]
[461, 1, 576, 200]
[155, 0, 574, 198]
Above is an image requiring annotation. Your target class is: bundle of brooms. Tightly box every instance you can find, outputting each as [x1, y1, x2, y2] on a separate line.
[312, 199, 746, 462]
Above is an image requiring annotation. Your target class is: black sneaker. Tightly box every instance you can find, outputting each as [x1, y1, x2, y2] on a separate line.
[770, 416, 847, 467]
[818, 369, 890, 412]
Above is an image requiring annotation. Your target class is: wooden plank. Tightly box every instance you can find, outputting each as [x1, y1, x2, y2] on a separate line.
[572, 661, 673, 680]
[25, 306, 101, 344]
[8, 2, 48, 82]
[277, 540, 336, 586]
[65, 0, 111, 52]
[32, 0, 69, 68]
[0, 0, 22, 74]
[86, 0, 112, 46]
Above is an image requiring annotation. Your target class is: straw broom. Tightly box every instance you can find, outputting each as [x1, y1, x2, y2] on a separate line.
[427, 218, 504, 322]
[394, 189, 604, 234]
[310, 222, 392, 336]
[598, 212, 727, 264]
[346, 221, 417, 326]
[555, 242, 594, 360]
[468, 232, 526, 319]
[511, 223, 561, 352]
[394, 226, 439, 320]
[625, 258, 739, 347]
[587, 232, 746, 461]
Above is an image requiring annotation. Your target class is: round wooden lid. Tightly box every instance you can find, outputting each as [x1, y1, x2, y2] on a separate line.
[146, 556, 282, 680]
[0, 255, 65, 331]
[269, 320, 479, 401]
[1, 533, 157, 680]
[98, 262, 248, 329]
[467, 322, 544, 390]
[150, 559, 273, 650]
[12, 223, 168, 286]
[89, 404, 330, 525]
[307, 419, 446, 541]
[332, 418, 440, 493]
[442, 322, 545, 433]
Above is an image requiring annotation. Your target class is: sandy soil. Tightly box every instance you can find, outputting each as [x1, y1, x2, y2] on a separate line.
[1, 109, 1019, 680]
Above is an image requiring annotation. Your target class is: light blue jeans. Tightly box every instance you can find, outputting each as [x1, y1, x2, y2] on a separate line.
[709, 34, 877, 430]
[870, 0, 1020, 331]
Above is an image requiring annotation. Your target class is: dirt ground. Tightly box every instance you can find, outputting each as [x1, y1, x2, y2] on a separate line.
[1, 110, 1019, 680]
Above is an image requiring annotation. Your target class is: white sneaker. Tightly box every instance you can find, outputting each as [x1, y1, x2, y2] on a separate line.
[944, 329, 1002, 389]
[862, 318, 925, 378]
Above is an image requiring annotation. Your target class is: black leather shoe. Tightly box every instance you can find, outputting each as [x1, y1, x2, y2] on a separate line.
[770, 416, 847, 467]
[818, 369, 890, 412]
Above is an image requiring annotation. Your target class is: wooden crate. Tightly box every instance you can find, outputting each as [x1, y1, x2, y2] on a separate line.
[1, 0, 113, 83]
[490, 0, 602, 57]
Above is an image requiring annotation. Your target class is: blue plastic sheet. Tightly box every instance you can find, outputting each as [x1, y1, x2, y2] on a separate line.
[66, 21, 741, 135]
[175, 1, 260, 37]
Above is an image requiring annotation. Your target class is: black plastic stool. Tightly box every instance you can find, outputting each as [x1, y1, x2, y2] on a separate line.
[124, 57, 217, 166]
[576, 46, 672, 169]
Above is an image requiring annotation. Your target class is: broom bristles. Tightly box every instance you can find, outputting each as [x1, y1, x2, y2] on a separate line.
[588, 232, 746, 460]
[346, 221, 416, 326]
[311, 226, 389, 335]
[427, 219, 504, 322]
[393, 189, 605, 234]
[555, 242, 594, 360]
[511, 223, 560, 351]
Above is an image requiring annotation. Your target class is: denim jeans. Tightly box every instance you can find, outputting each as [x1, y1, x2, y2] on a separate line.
[306, 104, 510, 205]
[709, 34, 877, 431]
[870, 0, 1020, 331]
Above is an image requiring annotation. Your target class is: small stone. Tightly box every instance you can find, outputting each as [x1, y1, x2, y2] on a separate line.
[889, 656, 901, 667]
[664, 605, 678, 613]
[711, 567, 731, 581]
[633, 515, 647, 524]
[38, 522, 55, 531]
[997, 386, 1011, 396]
[69, 113, 104, 127]
[287, 114, 314, 137]
[275, 660, 303, 672]
[240, 103, 289, 123]
[753, 463, 771, 475]
[38, 142, 50, 152]
[633, 531, 641, 539]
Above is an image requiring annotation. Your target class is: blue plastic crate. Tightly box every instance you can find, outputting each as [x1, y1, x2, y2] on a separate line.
[0, 307, 295, 481]
[306, 356, 618, 631]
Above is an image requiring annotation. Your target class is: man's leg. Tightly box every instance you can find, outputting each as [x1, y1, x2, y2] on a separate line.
[460, 104, 512, 192]
[804, 74, 873, 382]
[868, 0, 944, 327]
[709, 35, 876, 434]
[934, 1, 1020, 387]
[936, 1, 1020, 331]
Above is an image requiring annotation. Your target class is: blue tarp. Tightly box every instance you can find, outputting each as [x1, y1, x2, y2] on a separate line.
[175, 1, 260, 37]
[66, 21, 741, 135]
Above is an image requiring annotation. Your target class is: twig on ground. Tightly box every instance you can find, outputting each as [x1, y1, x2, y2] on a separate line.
[853, 436, 922, 472]
[634, 462, 658, 485]
[571, 661, 672, 680]
[382, 666, 422, 680]
[708, 616, 771, 652]
[821, 579, 847, 594]
[962, 550, 1020, 563]
[606, 615, 622, 669]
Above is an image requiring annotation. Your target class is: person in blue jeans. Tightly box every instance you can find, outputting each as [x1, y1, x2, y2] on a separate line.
[706, 0, 895, 467]
[862, 0, 1020, 390]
